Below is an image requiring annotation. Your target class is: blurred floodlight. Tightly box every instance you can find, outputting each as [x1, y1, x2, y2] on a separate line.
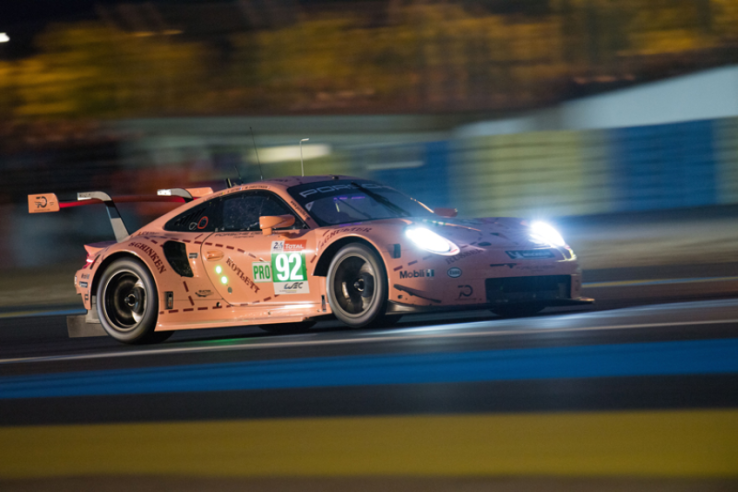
[257, 144, 331, 164]
[0, 33, 9, 43]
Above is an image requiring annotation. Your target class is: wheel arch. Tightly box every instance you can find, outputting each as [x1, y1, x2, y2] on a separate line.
[313, 236, 387, 278]
[91, 251, 158, 300]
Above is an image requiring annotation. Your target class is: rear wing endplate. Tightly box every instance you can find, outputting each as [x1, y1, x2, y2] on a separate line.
[28, 194, 60, 213]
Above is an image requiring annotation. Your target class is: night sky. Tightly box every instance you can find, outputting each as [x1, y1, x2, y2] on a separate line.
[0, 0, 218, 58]
[2, 0, 118, 25]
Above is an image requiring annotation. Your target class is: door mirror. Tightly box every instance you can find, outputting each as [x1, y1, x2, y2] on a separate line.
[259, 215, 296, 235]
[434, 208, 458, 218]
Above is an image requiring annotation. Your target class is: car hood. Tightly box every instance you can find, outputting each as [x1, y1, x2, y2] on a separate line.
[354, 216, 551, 250]
[413, 217, 550, 250]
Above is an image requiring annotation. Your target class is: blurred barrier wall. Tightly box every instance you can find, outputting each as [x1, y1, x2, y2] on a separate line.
[380, 116, 737, 218]
[6, 114, 738, 269]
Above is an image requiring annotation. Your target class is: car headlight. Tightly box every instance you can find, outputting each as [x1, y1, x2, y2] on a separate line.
[406, 227, 460, 256]
[530, 221, 566, 247]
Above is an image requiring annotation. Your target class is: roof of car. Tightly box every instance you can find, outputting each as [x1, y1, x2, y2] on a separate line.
[258, 175, 364, 189]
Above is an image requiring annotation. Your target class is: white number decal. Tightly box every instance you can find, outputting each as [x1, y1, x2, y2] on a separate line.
[289, 252, 303, 280]
[275, 254, 290, 281]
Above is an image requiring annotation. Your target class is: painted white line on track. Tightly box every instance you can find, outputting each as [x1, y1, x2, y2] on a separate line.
[1, 318, 737, 366]
[584, 276, 738, 288]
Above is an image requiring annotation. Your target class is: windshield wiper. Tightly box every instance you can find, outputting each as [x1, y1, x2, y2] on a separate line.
[351, 182, 411, 218]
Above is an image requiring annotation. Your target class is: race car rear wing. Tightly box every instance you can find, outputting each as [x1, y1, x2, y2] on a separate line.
[28, 187, 213, 242]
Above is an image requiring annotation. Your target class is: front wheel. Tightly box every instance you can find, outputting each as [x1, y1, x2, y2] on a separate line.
[97, 258, 169, 344]
[326, 243, 389, 328]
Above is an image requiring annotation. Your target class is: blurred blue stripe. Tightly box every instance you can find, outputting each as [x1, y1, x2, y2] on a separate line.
[1, 338, 737, 399]
[610, 120, 717, 212]
[364, 141, 452, 209]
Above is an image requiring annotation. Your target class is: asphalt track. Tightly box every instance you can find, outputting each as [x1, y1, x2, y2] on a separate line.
[1, 264, 737, 491]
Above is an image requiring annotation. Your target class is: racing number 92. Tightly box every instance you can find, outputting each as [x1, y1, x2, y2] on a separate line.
[273, 252, 306, 282]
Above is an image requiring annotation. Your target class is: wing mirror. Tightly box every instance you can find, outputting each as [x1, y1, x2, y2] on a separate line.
[259, 215, 296, 235]
[434, 208, 458, 218]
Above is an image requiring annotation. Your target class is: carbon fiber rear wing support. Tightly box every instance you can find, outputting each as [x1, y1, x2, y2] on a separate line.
[78, 191, 129, 242]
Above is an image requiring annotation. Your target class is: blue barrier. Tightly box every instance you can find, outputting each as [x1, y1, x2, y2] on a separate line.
[359, 141, 453, 210]
[610, 120, 718, 212]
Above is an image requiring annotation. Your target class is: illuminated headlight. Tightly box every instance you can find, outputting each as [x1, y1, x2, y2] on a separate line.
[406, 227, 460, 256]
[530, 221, 566, 247]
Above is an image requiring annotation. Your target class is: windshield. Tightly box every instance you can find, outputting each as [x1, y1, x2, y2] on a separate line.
[288, 180, 435, 226]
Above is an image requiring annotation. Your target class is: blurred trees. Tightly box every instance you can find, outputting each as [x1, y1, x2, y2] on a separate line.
[1, 0, 737, 120]
[10, 22, 210, 118]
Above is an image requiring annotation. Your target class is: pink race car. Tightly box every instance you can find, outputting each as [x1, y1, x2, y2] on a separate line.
[30, 175, 592, 344]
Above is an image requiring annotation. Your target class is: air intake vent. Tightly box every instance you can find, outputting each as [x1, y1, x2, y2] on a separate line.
[163, 241, 193, 277]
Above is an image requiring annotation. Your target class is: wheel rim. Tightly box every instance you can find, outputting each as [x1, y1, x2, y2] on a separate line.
[333, 255, 377, 317]
[103, 269, 147, 332]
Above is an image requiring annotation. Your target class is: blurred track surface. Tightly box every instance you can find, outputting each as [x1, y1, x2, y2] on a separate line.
[0, 265, 736, 490]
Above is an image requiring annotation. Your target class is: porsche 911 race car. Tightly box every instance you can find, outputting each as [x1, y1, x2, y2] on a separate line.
[29, 175, 593, 344]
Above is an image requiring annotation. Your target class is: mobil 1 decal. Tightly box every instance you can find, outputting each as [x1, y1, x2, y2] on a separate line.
[255, 240, 310, 295]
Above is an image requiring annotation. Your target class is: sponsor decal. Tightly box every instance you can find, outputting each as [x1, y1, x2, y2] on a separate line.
[34, 196, 48, 208]
[458, 285, 473, 298]
[79, 281, 88, 288]
[130, 242, 167, 274]
[445, 248, 483, 265]
[226, 258, 260, 293]
[252, 261, 272, 283]
[269, 240, 310, 294]
[81, 274, 90, 280]
[447, 267, 462, 278]
[505, 250, 555, 260]
[399, 269, 435, 279]
[195, 290, 213, 297]
[516, 264, 556, 272]
[490, 263, 516, 269]
[317, 227, 373, 250]
[277, 281, 307, 295]
[188, 252, 198, 259]
[197, 217, 209, 229]
[298, 183, 388, 198]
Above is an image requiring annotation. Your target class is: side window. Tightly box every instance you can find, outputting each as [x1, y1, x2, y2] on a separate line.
[164, 199, 219, 232]
[221, 192, 303, 232]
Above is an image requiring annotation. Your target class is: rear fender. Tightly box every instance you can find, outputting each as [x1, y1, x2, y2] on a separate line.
[87, 240, 171, 311]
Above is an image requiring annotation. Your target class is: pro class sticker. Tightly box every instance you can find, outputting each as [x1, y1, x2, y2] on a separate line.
[252, 262, 272, 283]
[268, 240, 310, 294]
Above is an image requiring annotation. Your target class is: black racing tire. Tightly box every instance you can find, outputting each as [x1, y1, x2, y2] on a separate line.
[491, 303, 545, 318]
[96, 257, 167, 344]
[260, 321, 316, 335]
[326, 243, 389, 328]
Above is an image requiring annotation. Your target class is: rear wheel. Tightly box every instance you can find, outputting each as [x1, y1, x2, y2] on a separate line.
[97, 258, 171, 344]
[327, 243, 389, 328]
